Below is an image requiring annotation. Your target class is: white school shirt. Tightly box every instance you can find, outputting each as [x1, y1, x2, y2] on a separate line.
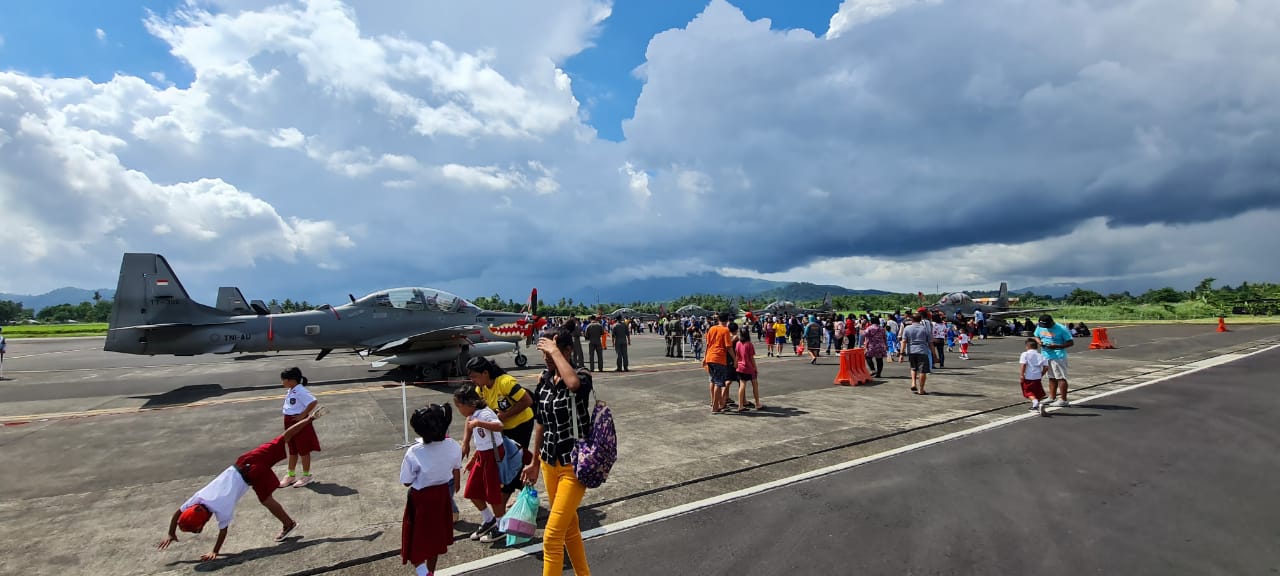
[1020, 350, 1048, 380]
[181, 466, 251, 529]
[958, 334, 970, 345]
[283, 384, 316, 416]
[400, 438, 463, 490]
[468, 407, 503, 452]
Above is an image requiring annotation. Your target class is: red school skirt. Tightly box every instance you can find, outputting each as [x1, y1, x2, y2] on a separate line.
[283, 414, 322, 455]
[402, 483, 453, 565]
[1020, 378, 1047, 401]
[462, 449, 504, 507]
[235, 436, 287, 502]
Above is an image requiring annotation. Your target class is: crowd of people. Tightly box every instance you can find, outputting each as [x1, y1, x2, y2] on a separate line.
[157, 309, 1079, 576]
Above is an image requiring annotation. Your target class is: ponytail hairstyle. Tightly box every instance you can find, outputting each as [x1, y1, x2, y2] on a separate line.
[280, 366, 307, 386]
[452, 383, 488, 410]
[410, 403, 452, 444]
[465, 356, 508, 380]
[738, 327, 752, 343]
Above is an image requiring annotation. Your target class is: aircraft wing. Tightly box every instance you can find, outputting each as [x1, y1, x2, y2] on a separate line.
[109, 320, 246, 330]
[988, 308, 1058, 321]
[371, 325, 484, 355]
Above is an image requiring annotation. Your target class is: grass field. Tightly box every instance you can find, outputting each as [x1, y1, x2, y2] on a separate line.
[2, 323, 109, 338]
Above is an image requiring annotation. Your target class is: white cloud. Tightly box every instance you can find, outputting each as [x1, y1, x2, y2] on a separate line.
[826, 0, 940, 39]
[440, 163, 524, 190]
[1, 0, 1278, 301]
[95, 28, 107, 42]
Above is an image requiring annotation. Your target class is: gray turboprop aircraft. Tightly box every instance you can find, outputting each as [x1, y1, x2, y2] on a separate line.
[105, 253, 540, 378]
[927, 282, 1057, 326]
[674, 298, 739, 319]
[747, 293, 833, 318]
[605, 305, 664, 321]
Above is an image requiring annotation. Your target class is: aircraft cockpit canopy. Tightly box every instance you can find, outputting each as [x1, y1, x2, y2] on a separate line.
[939, 293, 971, 306]
[355, 288, 476, 313]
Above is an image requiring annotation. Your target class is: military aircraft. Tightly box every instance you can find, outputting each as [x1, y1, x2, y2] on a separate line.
[673, 298, 740, 319]
[105, 253, 542, 379]
[747, 293, 833, 319]
[604, 305, 665, 321]
[926, 282, 1057, 327]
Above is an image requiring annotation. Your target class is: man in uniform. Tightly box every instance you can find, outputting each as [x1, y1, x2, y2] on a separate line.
[612, 317, 632, 372]
[664, 315, 675, 357]
[668, 316, 685, 358]
[584, 316, 605, 372]
[570, 318, 585, 368]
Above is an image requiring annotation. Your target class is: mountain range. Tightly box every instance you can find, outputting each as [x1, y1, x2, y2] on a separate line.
[572, 274, 888, 305]
[0, 288, 117, 312]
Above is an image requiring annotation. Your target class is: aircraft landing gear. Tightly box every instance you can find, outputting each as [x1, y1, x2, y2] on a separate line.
[514, 352, 528, 368]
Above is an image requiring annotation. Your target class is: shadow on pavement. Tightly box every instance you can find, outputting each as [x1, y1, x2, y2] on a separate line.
[303, 481, 359, 497]
[923, 391, 986, 398]
[167, 530, 383, 571]
[726, 406, 808, 418]
[1076, 404, 1137, 411]
[133, 376, 386, 408]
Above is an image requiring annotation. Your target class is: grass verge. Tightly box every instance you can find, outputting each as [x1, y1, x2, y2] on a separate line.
[2, 323, 109, 338]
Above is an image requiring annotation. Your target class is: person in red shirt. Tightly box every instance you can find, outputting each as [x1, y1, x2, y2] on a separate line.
[702, 312, 736, 413]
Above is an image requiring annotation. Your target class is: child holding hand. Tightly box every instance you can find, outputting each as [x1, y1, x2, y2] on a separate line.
[454, 385, 508, 544]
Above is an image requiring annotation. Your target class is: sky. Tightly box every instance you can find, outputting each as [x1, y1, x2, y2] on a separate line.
[1, 0, 1279, 305]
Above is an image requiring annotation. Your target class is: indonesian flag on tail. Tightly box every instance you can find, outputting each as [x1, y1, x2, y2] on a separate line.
[156, 279, 170, 286]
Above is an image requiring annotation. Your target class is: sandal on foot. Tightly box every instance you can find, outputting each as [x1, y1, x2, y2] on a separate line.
[275, 522, 298, 542]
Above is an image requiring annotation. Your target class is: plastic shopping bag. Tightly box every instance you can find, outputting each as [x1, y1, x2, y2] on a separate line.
[500, 486, 539, 546]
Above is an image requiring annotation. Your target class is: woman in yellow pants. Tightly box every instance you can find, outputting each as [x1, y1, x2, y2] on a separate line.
[522, 325, 592, 576]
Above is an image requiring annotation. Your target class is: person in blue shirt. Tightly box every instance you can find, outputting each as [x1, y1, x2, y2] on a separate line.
[1033, 314, 1074, 407]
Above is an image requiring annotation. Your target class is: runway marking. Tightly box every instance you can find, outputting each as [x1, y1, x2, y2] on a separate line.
[4, 349, 92, 360]
[0, 353, 801, 424]
[0, 381, 398, 424]
[435, 342, 1280, 575]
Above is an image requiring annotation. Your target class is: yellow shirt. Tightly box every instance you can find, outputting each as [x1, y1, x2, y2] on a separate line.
[477, 374, 533, 429]
[774, 322, 786, 338]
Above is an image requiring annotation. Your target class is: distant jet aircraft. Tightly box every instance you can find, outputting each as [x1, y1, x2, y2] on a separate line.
[927, 282, 1057, 327]
[105, 253, 541, 379]
[604, 306, 663, 321]
[674, 298, 739, 319]
[747, 293, 833, 319]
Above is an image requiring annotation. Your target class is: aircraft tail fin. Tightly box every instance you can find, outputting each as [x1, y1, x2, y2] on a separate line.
[823, 292, 833, 310]
[216, 287, 253, 315]
[997, 282, 1009, 310]
[106, 254, 231, 352]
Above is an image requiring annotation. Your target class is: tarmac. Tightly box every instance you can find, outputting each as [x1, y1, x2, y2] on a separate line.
[1, 323, 1277, 576]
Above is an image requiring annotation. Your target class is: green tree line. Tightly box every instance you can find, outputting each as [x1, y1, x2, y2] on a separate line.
[5, 278, 1277, 326]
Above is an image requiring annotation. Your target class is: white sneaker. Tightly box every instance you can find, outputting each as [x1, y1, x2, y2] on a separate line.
[1038, 402, 1048, 416]
[1051, 399, 1070, 408]
[279, 475, 297, 488]
[293, 474, 313, 487]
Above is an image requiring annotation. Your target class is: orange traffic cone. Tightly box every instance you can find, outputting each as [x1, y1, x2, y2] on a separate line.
[1089, 327, 1116, 350]
[1217, 317, 1229, 332]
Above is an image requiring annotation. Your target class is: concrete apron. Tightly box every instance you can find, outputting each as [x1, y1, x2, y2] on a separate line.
[2, 326, 1278, 576]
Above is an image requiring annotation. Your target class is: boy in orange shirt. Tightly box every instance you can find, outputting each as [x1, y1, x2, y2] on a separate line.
[702, 312, 736, 413]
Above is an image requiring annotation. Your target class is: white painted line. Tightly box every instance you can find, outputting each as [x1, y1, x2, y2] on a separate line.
[438, 342, 1280, 575]
[6, 349, 91, 360]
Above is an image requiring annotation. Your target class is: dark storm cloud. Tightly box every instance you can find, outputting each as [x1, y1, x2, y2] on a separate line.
[620, 0, 1280, 276]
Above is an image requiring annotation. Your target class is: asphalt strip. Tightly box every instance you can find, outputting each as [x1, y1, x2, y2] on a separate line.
[434, 342, 1280, 576]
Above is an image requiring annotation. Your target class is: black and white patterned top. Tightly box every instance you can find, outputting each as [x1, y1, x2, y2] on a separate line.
[532, 368, 593, 466]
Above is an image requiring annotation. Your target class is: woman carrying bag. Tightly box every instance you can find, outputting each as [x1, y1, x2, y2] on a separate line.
[521, 325, 593, 576]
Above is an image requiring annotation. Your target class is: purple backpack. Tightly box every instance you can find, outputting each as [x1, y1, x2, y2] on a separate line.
[570, 392, 617, 489]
